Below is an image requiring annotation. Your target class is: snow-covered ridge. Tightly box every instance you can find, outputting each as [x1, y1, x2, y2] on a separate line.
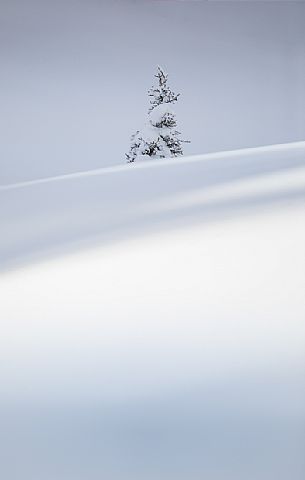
[1, 141, 305, 271]
[1, 140, 304, 191]
[1, 140, 305, 480]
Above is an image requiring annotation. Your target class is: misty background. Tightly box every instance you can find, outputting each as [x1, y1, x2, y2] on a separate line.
[1, 0, 305, 184]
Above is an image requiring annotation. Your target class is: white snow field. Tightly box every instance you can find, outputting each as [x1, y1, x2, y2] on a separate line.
[1, 142, 305, 480]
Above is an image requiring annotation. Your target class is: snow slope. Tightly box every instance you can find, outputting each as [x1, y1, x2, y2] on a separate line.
[0, 142, 305, 480]
[1, 141, 305, 270]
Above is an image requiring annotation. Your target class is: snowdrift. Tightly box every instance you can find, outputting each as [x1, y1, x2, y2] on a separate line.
[1, 142, 305, 480]
[1, 141, 305, 270]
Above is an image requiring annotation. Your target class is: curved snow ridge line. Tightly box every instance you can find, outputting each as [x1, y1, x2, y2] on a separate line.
[1, 140, 305, 192]
[145, 165, 305, 215]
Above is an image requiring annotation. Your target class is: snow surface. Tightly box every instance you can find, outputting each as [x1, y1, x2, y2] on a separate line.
[1, 1, 305, 477]
[1, 142, 305, 480]
[1, 140, 304, 269]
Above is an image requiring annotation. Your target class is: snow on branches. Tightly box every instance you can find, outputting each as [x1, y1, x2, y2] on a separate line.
[126, 66, 189, 163]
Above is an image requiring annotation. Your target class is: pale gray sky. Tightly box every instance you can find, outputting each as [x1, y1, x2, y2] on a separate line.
[1, 0, 304, 183]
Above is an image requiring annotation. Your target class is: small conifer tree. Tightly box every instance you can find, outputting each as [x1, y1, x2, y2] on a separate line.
[126, 66, 189, 163]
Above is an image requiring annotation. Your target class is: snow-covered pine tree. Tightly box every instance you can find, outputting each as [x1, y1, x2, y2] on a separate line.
[126, 66, 189, 163]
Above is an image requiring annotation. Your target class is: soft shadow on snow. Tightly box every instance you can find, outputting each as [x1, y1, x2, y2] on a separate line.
[0, 196, 305, 479]
[1, 142, 305, 271]
[1, 142, 305, 480]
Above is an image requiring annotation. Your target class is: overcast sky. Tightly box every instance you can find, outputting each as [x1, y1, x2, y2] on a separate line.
[1, 0, 304, 183]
